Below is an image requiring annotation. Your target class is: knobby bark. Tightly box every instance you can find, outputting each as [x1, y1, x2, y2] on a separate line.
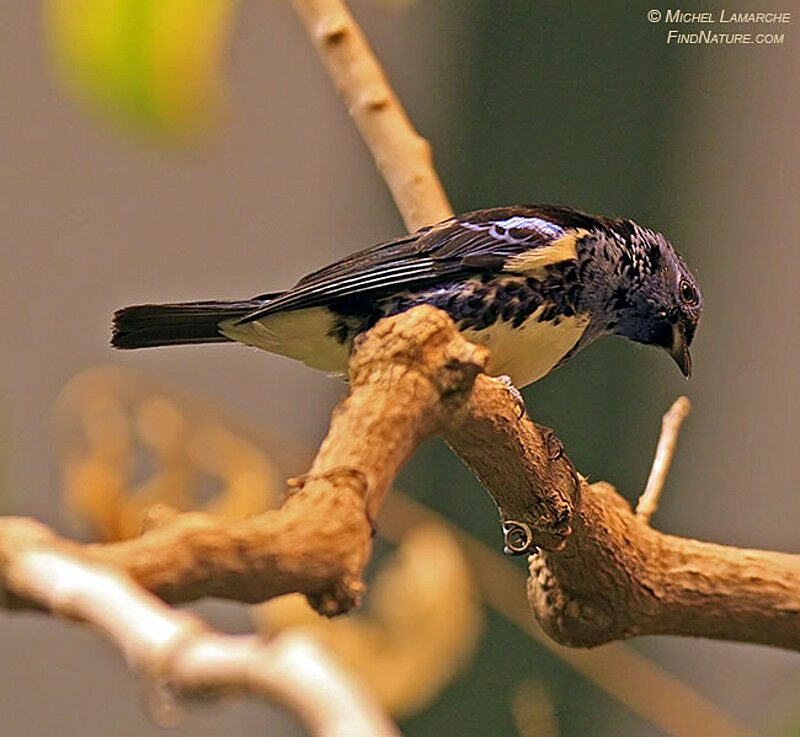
[5, 306, 799, 651]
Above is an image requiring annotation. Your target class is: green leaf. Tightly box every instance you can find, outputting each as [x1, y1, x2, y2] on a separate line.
[44, 0, 238, 142]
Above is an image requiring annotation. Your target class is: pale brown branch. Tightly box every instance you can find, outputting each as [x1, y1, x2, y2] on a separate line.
[289, 0, 453, 232]
[3, 308, 487, 619]
[281, 0, 800, 657]
[636, 395, 691, 524]
[0, 518, 397, 737]
[7, 307, 799, 655]
[440, 365, 800, 652]
[524, 480, 800, 650]
[380, 493, 758, 737]
[282, 0, 800, 653]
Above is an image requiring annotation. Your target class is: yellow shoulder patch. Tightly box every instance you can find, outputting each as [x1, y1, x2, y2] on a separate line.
[503, 228, 589, 274]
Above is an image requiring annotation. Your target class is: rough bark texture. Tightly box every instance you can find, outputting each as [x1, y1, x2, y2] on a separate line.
[5, 306, 799, 651]
[441, 367, 800, 651]
[2, 308, 486, 617]
[445, 380, 580, 552]
[528, 480, 800, 649]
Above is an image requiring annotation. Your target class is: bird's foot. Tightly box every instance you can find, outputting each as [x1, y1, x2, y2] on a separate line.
[494, 375, 526, 419]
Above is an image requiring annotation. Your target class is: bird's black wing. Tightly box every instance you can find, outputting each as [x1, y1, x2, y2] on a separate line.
[237, 205, 589, 324]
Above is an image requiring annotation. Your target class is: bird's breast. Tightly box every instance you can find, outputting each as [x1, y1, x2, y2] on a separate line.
[221, 296, 591, 388]
[460, 306, 590, 387]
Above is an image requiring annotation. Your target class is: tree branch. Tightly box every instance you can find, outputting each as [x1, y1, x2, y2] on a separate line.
[439, 349, 800, 651]
[526, 480, 800, 649]
[6, 306, 798, 652]
[289, 0, 453, 232]
[0, 518, 397, 737]
[2, 308, 487, 620]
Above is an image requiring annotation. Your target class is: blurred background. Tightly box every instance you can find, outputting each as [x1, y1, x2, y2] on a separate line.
[1, 0, 798, 735]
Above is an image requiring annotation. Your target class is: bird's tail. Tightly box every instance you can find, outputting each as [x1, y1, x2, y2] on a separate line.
[111, 297, 279, 350]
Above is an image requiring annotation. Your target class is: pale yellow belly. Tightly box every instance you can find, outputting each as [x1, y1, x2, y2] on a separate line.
[220, 307, 351, 373]
[222, 305, 590, 388]
[461, 307, 590, 387]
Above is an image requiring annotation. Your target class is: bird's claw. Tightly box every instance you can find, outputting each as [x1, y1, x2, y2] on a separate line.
[495, 375, 526, 419]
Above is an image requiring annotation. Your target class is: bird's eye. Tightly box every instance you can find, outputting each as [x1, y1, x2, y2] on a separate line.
[679, 278, 698, 306]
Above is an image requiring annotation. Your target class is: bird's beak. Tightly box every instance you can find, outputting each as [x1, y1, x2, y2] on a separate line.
[669, 323, 692, 378]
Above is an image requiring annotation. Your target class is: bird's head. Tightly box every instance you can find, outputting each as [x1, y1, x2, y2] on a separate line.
[601, 224, 702, 378]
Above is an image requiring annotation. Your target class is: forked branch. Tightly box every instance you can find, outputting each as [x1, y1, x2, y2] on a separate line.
[5, 306, 799, 651]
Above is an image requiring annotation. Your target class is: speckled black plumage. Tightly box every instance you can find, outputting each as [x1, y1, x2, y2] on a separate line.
[112, 204, 703, 383]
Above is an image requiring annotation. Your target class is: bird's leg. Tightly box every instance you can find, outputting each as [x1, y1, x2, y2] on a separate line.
[494, 375, 526, 419]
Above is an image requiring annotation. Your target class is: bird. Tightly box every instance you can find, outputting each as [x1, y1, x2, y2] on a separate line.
[111, 204, 702, 388]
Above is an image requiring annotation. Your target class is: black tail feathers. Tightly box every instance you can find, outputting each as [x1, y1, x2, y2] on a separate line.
[111, 299, 268, 350]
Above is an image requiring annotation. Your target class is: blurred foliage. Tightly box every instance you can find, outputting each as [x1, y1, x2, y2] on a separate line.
[43, 0, 237, 142]
[51, 366, 282, 540]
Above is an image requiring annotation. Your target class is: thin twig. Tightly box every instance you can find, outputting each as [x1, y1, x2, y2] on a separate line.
[635, 396, 692, 524]
[289, 0, 453, 232]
